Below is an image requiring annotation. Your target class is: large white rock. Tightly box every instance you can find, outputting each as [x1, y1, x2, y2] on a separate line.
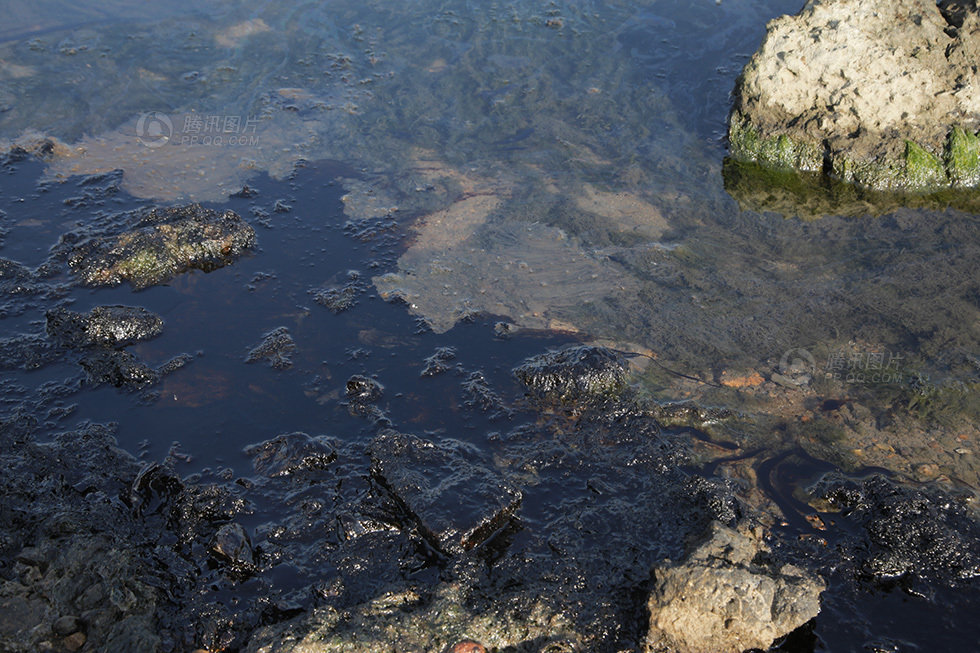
[645, 522, 824, 653]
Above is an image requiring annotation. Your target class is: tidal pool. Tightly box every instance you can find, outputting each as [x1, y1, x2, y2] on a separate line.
[1, 1, 979, 651]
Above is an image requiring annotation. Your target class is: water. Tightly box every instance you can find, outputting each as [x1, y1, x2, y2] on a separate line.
[1, 1, 979, 651]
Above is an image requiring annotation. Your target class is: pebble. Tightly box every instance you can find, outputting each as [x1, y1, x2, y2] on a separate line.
[62, 632, 86, 652]
[52, 615, 81, 636]
[450, 641, 486, 653]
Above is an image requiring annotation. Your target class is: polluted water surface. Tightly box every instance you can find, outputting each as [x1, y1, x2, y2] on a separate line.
[0, 1, 979, 652]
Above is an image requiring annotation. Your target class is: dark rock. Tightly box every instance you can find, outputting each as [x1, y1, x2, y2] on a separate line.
[46, 305, 163, 348]
[244, 432, 338, 478]
[62, 169, 122, 208]
[345, 375, 383, 403]
[67, 204, 255, 289]
[210, 523, 254, 568]
[513, 345, 629, 403]
[52, 615, 81, 637]
[129, 462, 184, 517]
[245, 327, 296, 370]
[420, 346, 457, 377]
[368, 430, 522, 556]
[461, 371, 511, 419]
[311, 270, 364, 314]
[815, 474, 980, 584]
[80, 349, 159, 389]
[645, 522, 825, 653]
[938, 0, 977, 30]
[231, 185, 259, 198]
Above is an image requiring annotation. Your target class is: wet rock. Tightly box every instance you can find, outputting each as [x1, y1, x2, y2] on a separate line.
[244, 432, 338, 478]
[80, 349, 159, 388]
[67, 204, 255, 289]
[368, 430, 522, 556]
[210, 523, 254, 569]
[513, 345, 629, 403]
[62, 631, 86, 652]
[311, 270, 364, 314]
[730, 0, 980, 191]
[52, 615, 81, 636]
[46, 305, 163, 348]
[420, 346, 457, 377]
[244, 581, 577, 653]
[815, 474, 980, 584]
[129, 462, 184, 517]
[345, 374, 383, 403]
[245, 327, 296, 370]
[645, 522, 825, 653]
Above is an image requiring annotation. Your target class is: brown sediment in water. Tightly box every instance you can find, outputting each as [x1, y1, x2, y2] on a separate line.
[37, 113, 320, 202]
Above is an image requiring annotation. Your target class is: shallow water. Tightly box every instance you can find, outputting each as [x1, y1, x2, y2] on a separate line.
[1, 1, 979, 651]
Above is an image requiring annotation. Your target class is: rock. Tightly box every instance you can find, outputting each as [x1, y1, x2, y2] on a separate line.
[311, 270, 364, 314]
[730, 0, 980, 191]
[513, 345, 629, 403]
[345, 375, 384, 403]
[46, 305, 163, 348]
[814, 474, 980, 583]
[68, 204, 255, 289]
[62, 631, 86, 652]
[210, 523, 254, 569]
[79, 349, 159, 388]
[645, 522, 825, 653]
[368, 430, 522, 556]
[245, 326, 296, 370]
[52, 615, 81, 637]
[448, 641, 486, 653]
[244, 432, 337, 478]
[420, 346, 457, 377]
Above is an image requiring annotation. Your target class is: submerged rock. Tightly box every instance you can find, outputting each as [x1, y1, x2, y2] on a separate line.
[311, 270, 364, 314]
[730, 0, 980, 192]
[368, 430, 522, 556]
[67, 204, 255, 289]
[46, 305, 163, 348]
[245, 327, 296, 370]
[80, 349, 160, 388]
[513, 345, 629, 403]
[645, 522, 825, 653]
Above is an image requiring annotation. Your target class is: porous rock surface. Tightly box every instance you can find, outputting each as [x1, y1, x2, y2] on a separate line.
[730, 0, 980, 191]
[67, 204, 255, 289]
[645, 522, 825, 653]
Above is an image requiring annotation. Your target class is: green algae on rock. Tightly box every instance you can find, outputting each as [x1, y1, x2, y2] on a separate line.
[67, 204, 255, 289]
[729, 0, 980, 193]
